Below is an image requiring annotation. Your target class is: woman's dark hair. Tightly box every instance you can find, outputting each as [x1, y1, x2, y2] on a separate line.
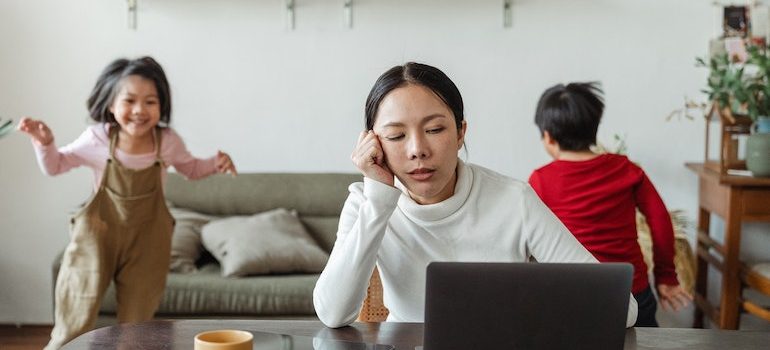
[365, 62, 464, 132]
[86, 56, 172, 127]
[534, 82, 604, 151]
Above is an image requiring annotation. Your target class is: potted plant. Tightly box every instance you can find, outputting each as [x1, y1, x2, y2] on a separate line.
[697, 53, 748, 116]
[698, 46, 770, 176]
[743, 46, 770, 176]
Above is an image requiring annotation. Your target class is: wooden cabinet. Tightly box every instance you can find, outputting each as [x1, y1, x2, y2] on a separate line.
[687, 163, 770, 329]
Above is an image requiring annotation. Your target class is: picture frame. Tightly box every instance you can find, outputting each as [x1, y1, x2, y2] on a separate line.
[724, 6, 750, 38]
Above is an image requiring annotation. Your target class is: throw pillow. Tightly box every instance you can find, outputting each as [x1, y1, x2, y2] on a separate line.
[168, 205, 216, 273]
[201, 208, 329, 277]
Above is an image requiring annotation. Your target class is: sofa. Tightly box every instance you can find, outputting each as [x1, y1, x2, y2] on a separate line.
[53, 172, 361, 324]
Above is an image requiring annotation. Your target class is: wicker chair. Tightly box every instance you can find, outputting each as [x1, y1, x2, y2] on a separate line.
[636, 209, 697, 294]
[357, 267, 389, 322]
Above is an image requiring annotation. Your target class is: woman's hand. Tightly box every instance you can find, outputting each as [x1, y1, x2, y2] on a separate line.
[215, 151, 237, 176]
[656, 283, 693, 312]
[351, 130, 394, 186]
[17, 117, 54, 146]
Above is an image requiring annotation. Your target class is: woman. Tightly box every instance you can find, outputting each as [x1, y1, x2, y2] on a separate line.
[313, 62, 638, 328]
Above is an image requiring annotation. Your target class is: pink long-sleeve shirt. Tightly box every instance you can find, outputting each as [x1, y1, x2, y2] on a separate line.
[33, 124, 217, 190]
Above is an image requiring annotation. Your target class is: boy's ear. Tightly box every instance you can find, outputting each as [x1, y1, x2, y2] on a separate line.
[543, 131, 557, 145]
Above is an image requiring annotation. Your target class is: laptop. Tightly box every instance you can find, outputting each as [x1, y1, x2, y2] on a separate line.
[422, 262, 632, 350]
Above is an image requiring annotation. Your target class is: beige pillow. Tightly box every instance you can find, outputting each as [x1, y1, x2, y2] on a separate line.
[169, 205, 216, 273]
[201, 208, 329, 277]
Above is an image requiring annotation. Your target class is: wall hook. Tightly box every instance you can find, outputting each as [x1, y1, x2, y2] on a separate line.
[127, 0, 137, 30]
[286, 0, 295, 30]
[503, 0, 512, 28]
[344, 0, 353, 28]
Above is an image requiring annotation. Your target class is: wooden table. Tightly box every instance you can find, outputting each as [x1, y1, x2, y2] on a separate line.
[62, 319, 770, 350]
[686, 163, 770, 329]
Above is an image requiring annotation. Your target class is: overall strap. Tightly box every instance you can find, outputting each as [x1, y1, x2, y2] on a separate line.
[154, 127, 163, 162]
[108, 124, 119, 158]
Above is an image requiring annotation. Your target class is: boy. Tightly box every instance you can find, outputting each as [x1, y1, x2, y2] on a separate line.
[528, 82, 691, 327]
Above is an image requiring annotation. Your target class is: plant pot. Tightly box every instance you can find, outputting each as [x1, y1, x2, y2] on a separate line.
[756, 116, 770, 133]
[746, 117, 770, 177]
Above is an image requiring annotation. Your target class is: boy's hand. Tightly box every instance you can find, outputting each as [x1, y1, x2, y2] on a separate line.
[215, 151, 237, 176]
[656, 283, 693, 312]
[17, 117, 54, 146]
[351, 130, 394, 186]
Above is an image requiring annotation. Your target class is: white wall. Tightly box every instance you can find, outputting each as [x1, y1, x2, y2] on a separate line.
[0, 0, 767, 327]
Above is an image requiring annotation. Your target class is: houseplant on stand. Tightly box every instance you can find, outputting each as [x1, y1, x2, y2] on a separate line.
[698, 46, 770, 176]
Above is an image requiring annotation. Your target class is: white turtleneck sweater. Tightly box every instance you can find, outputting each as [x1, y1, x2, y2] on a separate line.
[313, 161, 638, 328]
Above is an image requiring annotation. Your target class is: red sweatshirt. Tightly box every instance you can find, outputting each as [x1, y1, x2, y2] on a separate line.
[528, 154, 678, 294]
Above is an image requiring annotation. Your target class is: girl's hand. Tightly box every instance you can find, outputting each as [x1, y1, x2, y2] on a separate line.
[215, 151, 237, 176]
[351, 130, 394, 186]
[17, 117, 54, 146]
[656, 283, 693, 312]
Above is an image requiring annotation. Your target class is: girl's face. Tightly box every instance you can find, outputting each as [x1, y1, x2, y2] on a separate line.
[109, 75, 161, 139]
[373, 84, 466, 205]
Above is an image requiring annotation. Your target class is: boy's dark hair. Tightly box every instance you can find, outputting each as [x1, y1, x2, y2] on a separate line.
[534, 82, 604, 151]
[365, 62, 464, 132]
[86, 56, 171, 127]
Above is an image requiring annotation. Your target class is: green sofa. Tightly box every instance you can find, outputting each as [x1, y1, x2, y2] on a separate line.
[52, 172, 360, 322]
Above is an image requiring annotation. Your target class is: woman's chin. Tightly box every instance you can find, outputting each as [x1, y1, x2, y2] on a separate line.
[405, 186, 443, 204]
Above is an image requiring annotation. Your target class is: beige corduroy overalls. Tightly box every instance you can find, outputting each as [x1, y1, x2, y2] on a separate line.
[46, 128, 174, 349]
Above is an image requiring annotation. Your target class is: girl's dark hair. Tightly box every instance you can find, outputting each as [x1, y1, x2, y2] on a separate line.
[86, 56, 171, 127]
[365, 62, 464, 131]
[534, 82, 604, 151]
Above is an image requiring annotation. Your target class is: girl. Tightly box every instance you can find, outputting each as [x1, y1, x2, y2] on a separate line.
[18, 56, 237, 349]
[312, 62, 638, 328]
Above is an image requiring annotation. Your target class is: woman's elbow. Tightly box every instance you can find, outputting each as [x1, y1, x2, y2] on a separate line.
[314, 292, 356, 328]
[315, 308, 356, 328]
[318, 314, 354, 329]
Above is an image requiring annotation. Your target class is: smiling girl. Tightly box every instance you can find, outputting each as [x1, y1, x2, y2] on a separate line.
[18, 56, 236, 349]
[313, 62, 638, 329]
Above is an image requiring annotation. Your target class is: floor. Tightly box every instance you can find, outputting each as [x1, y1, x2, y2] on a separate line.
[0, 325, 52, 350]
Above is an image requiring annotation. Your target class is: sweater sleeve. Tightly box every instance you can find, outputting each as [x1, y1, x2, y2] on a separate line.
[31, 128, 97, 176]
[634, 172, 678, 287]
[521, 186, 638, 327]
[163, 129, 217, 180]
[313, 178, 402, 328]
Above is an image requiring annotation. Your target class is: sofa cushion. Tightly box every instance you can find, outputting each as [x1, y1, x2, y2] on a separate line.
[165, 173, 361, 254]
[201, 208, 329, 277]
[165, 173, 361, 217]
[299, 216, 340, 253]
[169, 206, 216, 273]
[99, 262, 320, 316]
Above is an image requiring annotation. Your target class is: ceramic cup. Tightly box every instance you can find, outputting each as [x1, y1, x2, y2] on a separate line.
[194, 330, 253, 350]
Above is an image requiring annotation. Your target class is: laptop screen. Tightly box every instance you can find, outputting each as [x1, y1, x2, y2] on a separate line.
[423, 262, 632, 350]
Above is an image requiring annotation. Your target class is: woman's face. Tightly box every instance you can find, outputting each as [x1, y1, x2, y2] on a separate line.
[373, 84, 466, 205]
[110, 75, 161, 139]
